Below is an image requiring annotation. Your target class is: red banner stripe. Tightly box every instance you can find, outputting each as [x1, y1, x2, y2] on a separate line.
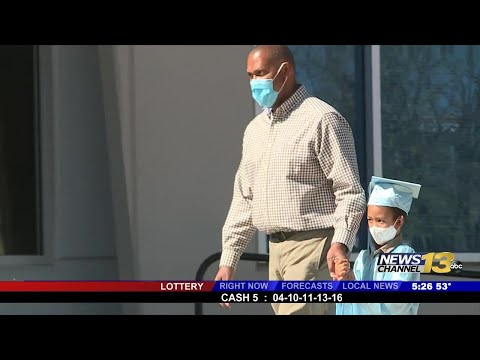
[0, 281, 215, 292]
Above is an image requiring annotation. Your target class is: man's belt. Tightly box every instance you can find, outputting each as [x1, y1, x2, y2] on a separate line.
[269, 231, 299, 242]
[269, 229, 333, 243]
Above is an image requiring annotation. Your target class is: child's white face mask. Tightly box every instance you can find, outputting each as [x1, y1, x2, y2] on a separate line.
[369, 219, 399, 245]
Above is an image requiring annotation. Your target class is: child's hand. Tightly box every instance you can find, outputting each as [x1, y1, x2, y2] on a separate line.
[333, 257, 350, 280]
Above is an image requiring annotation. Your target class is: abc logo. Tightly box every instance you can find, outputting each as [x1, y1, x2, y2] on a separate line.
[450, 260, 463, 273]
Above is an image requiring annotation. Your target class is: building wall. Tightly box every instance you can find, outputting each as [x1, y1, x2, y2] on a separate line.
[100, 45, 272, 315]
[0, 45, 120, 314]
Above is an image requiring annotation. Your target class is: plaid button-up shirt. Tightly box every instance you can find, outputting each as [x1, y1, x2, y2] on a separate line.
[220, 85, 366, 269]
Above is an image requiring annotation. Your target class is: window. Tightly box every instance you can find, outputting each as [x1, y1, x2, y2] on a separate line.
[0, 45, 42, 255]
[290, 45, 367, 250]
[290, 45, 358, 130]
[255, 45, 480, 257]
[380, 45, 480, 253]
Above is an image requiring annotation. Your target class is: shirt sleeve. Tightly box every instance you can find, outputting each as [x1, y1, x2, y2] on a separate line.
[316, 112, 367, 251]
[220, 132, 257, 270]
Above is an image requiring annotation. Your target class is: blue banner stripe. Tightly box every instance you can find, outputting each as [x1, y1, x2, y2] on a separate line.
[212, 281, 480, 292]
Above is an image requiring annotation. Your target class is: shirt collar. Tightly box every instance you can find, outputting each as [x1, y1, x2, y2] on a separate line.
[265, 84, 309, 121]
[372, 234, 404, 256]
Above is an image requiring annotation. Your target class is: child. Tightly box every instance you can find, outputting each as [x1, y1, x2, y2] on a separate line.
[335, 176, 421, 315]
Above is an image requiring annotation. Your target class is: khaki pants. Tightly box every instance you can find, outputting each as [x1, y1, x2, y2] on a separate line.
[269, 228, 335, 315]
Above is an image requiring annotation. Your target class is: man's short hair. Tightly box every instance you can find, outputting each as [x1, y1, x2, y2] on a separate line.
[253, 45, 295, 68]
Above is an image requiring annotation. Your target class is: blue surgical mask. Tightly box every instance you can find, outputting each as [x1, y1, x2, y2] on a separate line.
[250, 62, 288, 108]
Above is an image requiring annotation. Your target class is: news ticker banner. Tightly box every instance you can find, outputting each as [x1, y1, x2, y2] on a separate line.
[0, 281, 479, 302]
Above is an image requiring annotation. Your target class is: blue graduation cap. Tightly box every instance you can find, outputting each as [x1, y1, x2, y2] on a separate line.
[368, 176, 421, 215]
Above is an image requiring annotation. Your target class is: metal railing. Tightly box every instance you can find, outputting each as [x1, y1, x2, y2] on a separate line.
[194, 252, 480, 315]
[194, 252, 268, 315]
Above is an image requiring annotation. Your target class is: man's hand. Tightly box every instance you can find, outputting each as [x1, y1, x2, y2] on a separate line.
[327, 242, 349, 280]
[214, 266, 235, 309]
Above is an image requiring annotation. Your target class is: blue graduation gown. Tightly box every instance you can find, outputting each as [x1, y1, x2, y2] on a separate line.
[336, 243, 420, 315]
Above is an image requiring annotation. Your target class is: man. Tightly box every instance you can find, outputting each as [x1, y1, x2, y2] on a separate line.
[215, 45, 366, 315]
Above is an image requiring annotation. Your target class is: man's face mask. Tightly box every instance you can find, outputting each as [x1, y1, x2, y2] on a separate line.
[250, 62, 288, 108]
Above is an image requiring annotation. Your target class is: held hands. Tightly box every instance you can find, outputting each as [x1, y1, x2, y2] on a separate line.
[327, 242, 349, 280]
[214, 266, 235, 309]
[333, 258, 352, 280]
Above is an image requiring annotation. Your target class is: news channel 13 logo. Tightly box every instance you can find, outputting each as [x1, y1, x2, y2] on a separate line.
[377, 252, 463, 273]
[425, 252, 463, 274]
